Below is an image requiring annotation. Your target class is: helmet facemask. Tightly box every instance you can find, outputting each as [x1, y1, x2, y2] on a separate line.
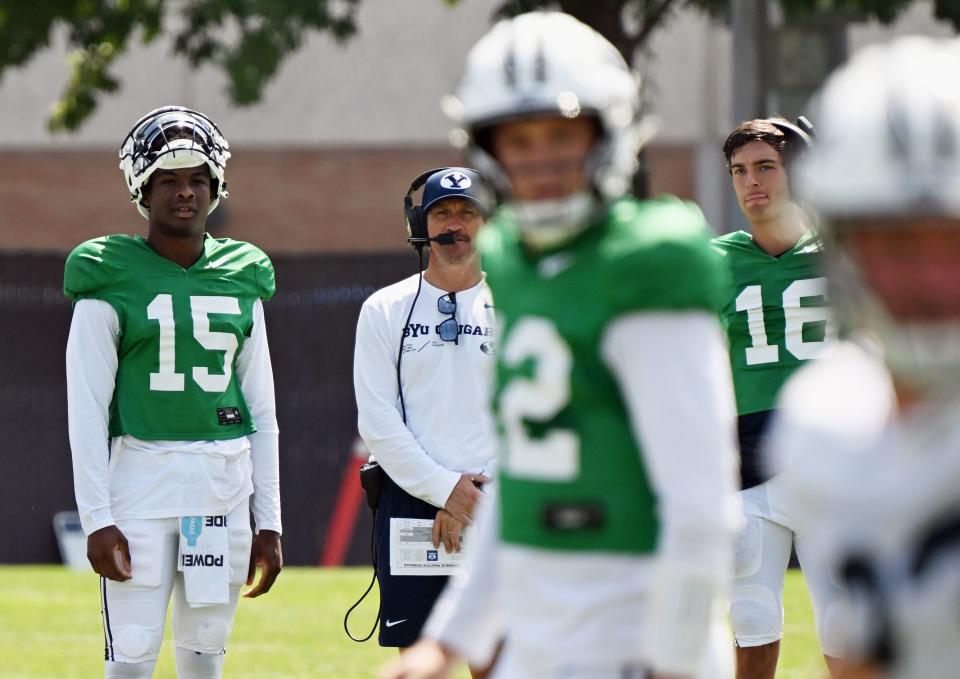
[119, 107, 231, 220]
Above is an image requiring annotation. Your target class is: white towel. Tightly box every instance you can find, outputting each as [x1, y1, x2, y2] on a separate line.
[178, 515, 230, 607]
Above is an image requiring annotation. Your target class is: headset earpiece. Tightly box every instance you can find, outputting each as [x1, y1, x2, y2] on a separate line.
[404, 167, 451, 249]
[769, 116, 817, 199]
[769, 118, 816, 153]
[403, 194, 419, 242]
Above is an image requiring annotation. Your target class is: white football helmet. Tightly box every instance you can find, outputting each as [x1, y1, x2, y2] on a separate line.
[445, 12, 655, 248]
[797, 37, 960, 390]
[119, 106, 231, 220]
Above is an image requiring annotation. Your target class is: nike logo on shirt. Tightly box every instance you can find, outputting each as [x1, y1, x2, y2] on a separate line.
[538, 253, 574, 278]
[384, 618, 407, 627]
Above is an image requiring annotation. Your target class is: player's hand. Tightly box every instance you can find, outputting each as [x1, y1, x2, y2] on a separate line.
[443, 473, 490, 526]
[431, 509, 465, 553]
[244, 529, 282, 598]
[87, 525, 132, 582]
[380, 638, 457, 679]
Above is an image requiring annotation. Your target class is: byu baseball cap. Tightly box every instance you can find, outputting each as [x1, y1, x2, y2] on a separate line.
[421, 167, 493, 216]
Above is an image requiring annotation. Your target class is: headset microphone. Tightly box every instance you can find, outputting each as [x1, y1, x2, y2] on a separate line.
[405, 232, 458, 247]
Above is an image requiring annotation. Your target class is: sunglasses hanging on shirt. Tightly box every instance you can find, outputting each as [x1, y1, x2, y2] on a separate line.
[437, 292, 459, 344]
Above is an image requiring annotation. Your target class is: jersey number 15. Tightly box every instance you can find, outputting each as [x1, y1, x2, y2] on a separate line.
[147, 293, 241, 393]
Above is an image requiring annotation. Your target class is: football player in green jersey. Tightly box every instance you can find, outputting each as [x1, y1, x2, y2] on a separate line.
[64, 107, 282, 679]
[383, 12, 741, 679]
[714, 119, 841, 679]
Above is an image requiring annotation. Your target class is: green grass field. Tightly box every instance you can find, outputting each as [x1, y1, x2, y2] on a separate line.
[0, 566, 825, 678]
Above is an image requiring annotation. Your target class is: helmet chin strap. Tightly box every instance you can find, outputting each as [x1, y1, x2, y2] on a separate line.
[508, 189, 599, 250]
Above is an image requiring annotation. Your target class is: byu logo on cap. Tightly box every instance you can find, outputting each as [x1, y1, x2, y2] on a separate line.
[440, 172, 471, 190]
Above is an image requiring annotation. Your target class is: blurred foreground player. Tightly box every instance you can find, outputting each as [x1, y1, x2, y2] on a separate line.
[769, 36, 960, 679]
[383, 12, 741, 679]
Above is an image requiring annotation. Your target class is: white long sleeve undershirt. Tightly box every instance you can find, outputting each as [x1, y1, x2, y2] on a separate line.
[602, 311, 741, 676]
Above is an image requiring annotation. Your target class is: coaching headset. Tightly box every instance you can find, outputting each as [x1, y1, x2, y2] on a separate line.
[404, 167, 493, 249]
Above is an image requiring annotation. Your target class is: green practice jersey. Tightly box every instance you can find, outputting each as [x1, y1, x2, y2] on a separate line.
[712, 230, 831, 416]
[481, 197, 728, 555]
[64, 234, 275, 441]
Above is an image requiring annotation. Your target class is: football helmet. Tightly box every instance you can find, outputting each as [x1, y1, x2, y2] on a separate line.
[119, 106, 231, 219]
[797, 37, 960, 390]
[445, 12, 655, 248]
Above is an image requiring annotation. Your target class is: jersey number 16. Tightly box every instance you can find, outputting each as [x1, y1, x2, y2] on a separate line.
[735, 278, 832, 366]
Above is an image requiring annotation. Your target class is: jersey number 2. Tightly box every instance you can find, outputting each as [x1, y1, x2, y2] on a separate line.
[500, 317, 579, 481]
[146, 294, 241, 393]
[735, 278, 830, 365]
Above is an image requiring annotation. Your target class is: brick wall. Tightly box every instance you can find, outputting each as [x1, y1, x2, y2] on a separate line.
[0, 144, 696, 253]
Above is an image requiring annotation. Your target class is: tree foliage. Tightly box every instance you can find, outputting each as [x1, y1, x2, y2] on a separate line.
[0, 0, 361, 132]
[0, 0, 957, 133]
[493, 0, 960, 67]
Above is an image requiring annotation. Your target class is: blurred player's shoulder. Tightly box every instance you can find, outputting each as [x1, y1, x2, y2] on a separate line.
[778, 339, 894, 433]
[609, 194, 709, 241]
[603, 195, 729, 314]
[768, 340, 895, 502]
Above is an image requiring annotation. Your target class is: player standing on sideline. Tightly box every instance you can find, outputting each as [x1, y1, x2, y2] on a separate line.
[353, 167, 496, 675]
[713, 120, 842, 679]
[768, 36, 960, 679]
[382, 12, 741, 679]
[64, 106, 282, 679]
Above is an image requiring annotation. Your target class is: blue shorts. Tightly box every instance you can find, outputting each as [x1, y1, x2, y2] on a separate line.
[375, 474, 449, 647]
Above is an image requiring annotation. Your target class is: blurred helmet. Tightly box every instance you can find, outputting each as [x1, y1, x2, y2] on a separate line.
[119, 106, 231, 220]
[444, 11, 655, 247]
[798, 38, 960, 218]
[797, 37, 960, 389]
